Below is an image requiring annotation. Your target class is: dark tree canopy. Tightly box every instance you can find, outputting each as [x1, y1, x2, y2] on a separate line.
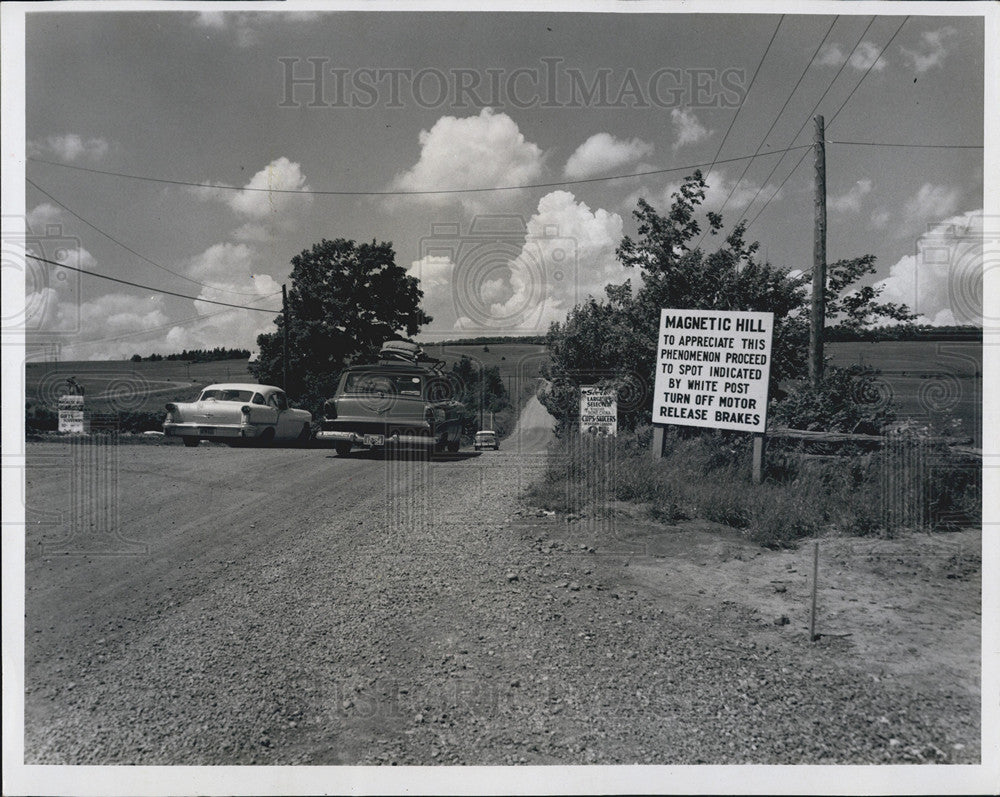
[251, 238, 431, 411]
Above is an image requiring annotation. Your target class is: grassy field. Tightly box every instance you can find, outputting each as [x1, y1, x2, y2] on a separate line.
[24, 358, 255, 413]
[24, 339, 981, 443]
[24, 344, 550, 414]
[826, 340, 981, 444]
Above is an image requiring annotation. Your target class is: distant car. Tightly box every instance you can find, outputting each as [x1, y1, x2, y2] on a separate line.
[316, 346, 463, 457]
[474, 430, 499, 451]
[163, 383, 312, 447]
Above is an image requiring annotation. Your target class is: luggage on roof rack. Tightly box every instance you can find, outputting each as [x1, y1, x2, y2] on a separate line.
[376, 339, 445, 371]
[379, 339, 423, 363]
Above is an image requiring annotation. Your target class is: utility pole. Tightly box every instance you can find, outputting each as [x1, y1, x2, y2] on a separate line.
[810, 115, 827, 389]
[282, 283, 289, 392]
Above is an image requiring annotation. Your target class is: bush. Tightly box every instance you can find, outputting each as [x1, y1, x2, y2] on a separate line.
[25, 402, 57, 432]
[528, 425, 981, 547]
[771, 365, 895, 434]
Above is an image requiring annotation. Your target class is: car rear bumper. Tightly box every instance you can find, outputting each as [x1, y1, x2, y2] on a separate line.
[316, 429, 436, 449]
[163, 423, 261, 439]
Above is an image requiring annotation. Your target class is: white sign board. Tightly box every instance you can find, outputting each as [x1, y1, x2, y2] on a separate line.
[580, 386, 617, 436]
[652, 308, 774, 433]
[58, 394, 85, 433]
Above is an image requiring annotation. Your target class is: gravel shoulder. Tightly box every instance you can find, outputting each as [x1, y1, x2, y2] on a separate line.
[22, 403, 981, 767]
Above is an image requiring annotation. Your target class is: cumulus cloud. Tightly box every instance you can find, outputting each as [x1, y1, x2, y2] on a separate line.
[900, 26, 957, 73]
[27, 202, 63, 232]
[390, 108, 545, 212]
[191, 10, 319, 47]
[25, 283, 169, 354]
[874, 209, 984, 326]
[903, 183, 961, 230]
[227, 157, 312, 219]
[411, 192, 624, 336]
[870, 209, 891, 230]
[83, 245, 283, 360]
[818, 41, 887, 72]
[671, 108, 712, 151]
[829, 178, 873, 214]
[563, 133, 653, 180]
[28, 134, 109, 162]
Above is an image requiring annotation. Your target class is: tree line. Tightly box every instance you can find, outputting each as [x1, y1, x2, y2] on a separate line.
[131, 347, 250, 363]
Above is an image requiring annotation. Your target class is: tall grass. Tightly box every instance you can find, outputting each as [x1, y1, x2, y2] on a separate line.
[526, 425, 981, 547]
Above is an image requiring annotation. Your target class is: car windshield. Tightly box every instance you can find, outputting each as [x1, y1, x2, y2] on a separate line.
[200, 389, 254, 402]
[343, 373, 423, 396]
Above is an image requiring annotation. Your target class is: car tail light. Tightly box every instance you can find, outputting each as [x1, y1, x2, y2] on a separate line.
[165, 403, 177, 423]
[424, 407, 435, 425]
[323, 399, 337, 420]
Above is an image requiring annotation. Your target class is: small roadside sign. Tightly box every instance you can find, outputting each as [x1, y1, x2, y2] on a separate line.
[580, 386, 617, 436]
[58, 394, 85, 433]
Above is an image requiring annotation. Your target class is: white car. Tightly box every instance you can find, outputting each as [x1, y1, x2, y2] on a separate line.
[474, 430, 499, 450]
[163, 383, 312, 447]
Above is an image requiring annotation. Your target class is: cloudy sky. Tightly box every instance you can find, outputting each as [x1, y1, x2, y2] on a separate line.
[16, 5, 988, 359]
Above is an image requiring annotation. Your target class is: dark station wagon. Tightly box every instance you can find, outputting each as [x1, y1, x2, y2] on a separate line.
[316, 345, 463, 457]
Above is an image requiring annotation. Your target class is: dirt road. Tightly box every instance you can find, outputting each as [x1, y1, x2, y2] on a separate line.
[22, 405, 980, 765]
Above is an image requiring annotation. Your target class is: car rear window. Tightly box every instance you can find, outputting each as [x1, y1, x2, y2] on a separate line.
[200, 389, 254, 402]
[344, 373, 423, 396]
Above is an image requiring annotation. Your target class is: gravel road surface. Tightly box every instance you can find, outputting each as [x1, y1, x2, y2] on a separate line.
[23, 398, 980, 765]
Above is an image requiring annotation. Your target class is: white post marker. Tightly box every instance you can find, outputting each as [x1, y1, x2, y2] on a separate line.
[652, 309, 774, 479]
[579, 386, 617, 436]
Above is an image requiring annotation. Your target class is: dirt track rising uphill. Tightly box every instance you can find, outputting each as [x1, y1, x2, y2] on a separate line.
[24, 403, 979, 765]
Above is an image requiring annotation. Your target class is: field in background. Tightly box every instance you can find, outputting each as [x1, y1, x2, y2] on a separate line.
[24, 340, 981, 443]
[24, 358, 255, 414]
[23, 344, 549, 415]
[826, 340, 981, 444]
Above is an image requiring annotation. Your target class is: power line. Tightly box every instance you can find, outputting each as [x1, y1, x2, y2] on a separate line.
[26, 177, 270, 297]
[56, 296, 279, 348]
[830, 140, 983, 149]
[702, 15, 785, 183]
[745, 146, 812, 230]
[25, 253, 283, 313]
[27, 145, 812, 197]
[827, 17, 909, 127]
[695, 15, 838, 249]
[734, 16, 878, 229]
[747, 17, 910, 233]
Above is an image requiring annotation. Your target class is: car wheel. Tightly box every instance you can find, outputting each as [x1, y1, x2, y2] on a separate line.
[447, 438, 460, 453]
[258, 428, 275, 447]
[183, 437, 199, 448]
[334, 442, 351, 457]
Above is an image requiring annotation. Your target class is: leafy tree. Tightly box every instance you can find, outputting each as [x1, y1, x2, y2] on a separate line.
[447, 355, 512, 438]
[250, 238, 431, 412]
[542, 170, 914, 434]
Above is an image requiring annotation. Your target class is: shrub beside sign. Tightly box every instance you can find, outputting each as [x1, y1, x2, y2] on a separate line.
[580, 386, 617, 436]
[652, 308, 774, 433]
